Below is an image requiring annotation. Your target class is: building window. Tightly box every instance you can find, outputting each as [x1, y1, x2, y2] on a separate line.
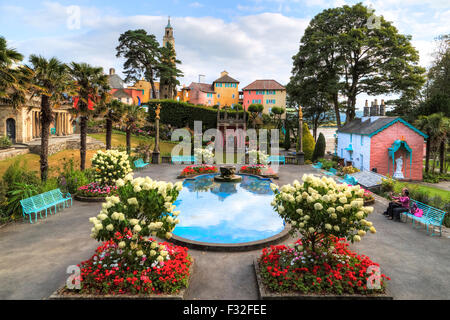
[218, 94, 220, 98]
[232, 94, 235, 99]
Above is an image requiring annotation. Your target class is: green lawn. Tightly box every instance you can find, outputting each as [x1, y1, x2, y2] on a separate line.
[394, 181, 450, 202]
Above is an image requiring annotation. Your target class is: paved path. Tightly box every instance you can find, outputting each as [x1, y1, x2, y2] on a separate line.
[0, 164, 449, 300]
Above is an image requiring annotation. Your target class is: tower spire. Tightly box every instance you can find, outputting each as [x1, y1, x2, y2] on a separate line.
[166, 16, 172, 29]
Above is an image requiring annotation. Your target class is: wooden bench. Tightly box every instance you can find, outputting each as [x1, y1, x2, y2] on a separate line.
[133, 158, 149, 170]
[20, 189, 72, 224]
[401, 200, 447, 237]
[312, 162, 323, 169]
[267, 155, 285, 164]
[172, 155, 196, 164]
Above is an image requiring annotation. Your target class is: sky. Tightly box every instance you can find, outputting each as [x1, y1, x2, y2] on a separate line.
[1, 0, 449, 109]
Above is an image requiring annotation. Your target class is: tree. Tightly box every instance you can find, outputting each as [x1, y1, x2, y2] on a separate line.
[248, 103, 264, 128]
[283, 120, 291, 151]
[302, 123, 315, 161]
[312, 132, 326, 162]
[289, 3, 426, 124]
[96, 99, 127, 150]
[116, 30, 161, 100]
[69, 62, 109, 171]
[158, 42, 183, 99]
[27, 55, 73, 181]
[270, 106, 285, 129]
[123, 104, 146, 154]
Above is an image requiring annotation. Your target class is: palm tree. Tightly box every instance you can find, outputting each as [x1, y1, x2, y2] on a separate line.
[96, 99, 126, 150]
[0, 37, 31, 108]
[69, 62, 109, 170]
[27, 55, 73, 181]
[124, 104, 146, 154]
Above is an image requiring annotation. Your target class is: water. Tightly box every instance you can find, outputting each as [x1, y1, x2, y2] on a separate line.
[173, 174, 285, 244]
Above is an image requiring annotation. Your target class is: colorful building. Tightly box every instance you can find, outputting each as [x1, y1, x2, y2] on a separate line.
[107, 68, 145, 105]
[337, 100, 427, 181]
[212, 71, 239, 107]
[184, 82, 217, 106]
[242, 80, 286, 114]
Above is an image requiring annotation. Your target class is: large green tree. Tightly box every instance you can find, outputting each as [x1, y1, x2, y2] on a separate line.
[27, 56, 74, 181]
[116, 30, 162, 100]
[289, 3, 426, 125]
[69, 62, 109, 170]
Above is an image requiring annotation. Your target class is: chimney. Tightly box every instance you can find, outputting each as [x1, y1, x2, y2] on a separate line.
[220, 70, 228, 77]
[379, 99, 386, 116]
[370, 101, 375, 116]
[109, 68, 115, 75]
[363, 100, 370, 117]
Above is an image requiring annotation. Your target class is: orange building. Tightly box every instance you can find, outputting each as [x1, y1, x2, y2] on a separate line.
[213, 71, 239, 108]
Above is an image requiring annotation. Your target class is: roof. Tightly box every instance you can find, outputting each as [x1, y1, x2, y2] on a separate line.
[242, 80, 285, 91]
[112, 89, 132, 99]
[187, 82, 215, 93]
[108, 74, 125, 89]
[213, 74, 239, 84]
[337, 117, 428, 138]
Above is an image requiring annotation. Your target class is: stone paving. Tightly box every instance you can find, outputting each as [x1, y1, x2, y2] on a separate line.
[0, 164, 449, 300]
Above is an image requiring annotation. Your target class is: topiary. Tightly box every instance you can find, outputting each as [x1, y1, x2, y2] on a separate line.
[283, 120, 291, 150]
[312, 132, 326, 162]
[302, 123, 315, 161]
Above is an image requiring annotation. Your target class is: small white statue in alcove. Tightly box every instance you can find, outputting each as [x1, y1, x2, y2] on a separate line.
[393, 156, 405, 179]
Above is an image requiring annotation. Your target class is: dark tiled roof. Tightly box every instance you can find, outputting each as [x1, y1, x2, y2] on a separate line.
[108, 74, 125, 89]
[113, 89, 132, 98]
[242, 80, 285, 91]
[338, 117, 399, 135]
[213, 74, 239, 84]
[187, 82, 215, 93]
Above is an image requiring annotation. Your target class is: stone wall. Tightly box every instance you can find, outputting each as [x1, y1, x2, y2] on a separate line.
[29, 137, 105, 156]
[0, 148, 30, 161]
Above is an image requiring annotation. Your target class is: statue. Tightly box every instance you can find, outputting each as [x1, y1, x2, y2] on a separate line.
[393, 156, 404, 179]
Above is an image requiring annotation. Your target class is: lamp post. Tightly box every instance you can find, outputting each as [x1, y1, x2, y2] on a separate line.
[296, 105, 305, 165]
[152, 103, 161, 164]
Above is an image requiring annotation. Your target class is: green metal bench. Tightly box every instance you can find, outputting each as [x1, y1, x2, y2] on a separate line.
[20, 189, 72, 224]
[267, 155, 285, 164]
[312, 162, 323, 169]
[401, 200, 447, 237]
[133, 158, 149, 170]
[172, 155, 196, 164]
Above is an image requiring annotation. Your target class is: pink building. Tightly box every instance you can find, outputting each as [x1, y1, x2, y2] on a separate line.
[185, 82, 216, 106]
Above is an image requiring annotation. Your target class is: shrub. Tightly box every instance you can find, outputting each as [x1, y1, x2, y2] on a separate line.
[5, 182, 38, 218]
[38, 178, 60, 193]
[381, 175, 394, 193]
[305, 160, 312, 165]
[312, 133, 326, 162]
[271, 174, 375, 253]
[0, 136, 12, 149]
[91, 150, 133, 186]
[283, 121, 291, 150]
[180, 165, 218, 177]
[3, 160, 39, 189]
[248, 149, 268, 164]
[302, 123, 315, 161]
[318, 158, 337, 171]
[77, 182, 118, 198]
[342, 166, 360, 174]
[57, 159, 89, 194]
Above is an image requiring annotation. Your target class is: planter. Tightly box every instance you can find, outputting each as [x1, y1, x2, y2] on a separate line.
[253, 259, 392, 300]
[74, 194, 107, 203]
[48, 258, 194, 300]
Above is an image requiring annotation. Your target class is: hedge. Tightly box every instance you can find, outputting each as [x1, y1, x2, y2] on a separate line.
[146, 100, 248, 130]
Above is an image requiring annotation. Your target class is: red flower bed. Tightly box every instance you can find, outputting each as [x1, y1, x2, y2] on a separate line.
[75, 239, 192, 295]
[240, 165, 276, 176]
[180, 165, 218, 177]
[77, 182, 118, 198]
[259, 237, 389, 295]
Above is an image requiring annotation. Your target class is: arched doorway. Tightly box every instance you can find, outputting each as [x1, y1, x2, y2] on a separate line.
[6, 118, 16, 143]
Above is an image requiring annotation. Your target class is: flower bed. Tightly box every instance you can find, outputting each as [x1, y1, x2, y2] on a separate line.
[240, 165, 277, 178]
[59, 239, 192, 296]
[258, 237, 390, 296]
[179, 165, 218, 177]
[363, 189, 375, 205]
[77, 182, 118, 198]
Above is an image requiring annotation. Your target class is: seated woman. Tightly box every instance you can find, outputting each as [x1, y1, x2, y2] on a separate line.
[383, 188, 410, 221]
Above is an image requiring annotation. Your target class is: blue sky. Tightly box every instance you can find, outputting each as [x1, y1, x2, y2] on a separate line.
[1, 0, 449, 108]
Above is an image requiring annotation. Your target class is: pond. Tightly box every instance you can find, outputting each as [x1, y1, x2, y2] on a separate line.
[173, 174, 285, 244]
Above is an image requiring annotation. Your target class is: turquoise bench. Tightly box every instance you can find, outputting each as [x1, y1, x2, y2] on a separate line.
[267, 155, 285, 164]
[325, 168, 337, 176]
[401, 200, 447, 237]
[20, 189, 72, 224]
[312, 162, 322, 169]
[172, 155, 196, 164]
[339, 174, 358, 185]
[133, 158, 149, 170]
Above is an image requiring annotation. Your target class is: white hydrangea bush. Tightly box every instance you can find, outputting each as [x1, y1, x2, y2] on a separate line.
[92, 149, 133, 186]
[89, 173, 183, 263]
[194, 148, 215, 164]
[271, 174, 375, 252]
[248, 149, 268, 165]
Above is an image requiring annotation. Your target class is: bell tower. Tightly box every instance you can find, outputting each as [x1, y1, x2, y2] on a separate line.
[160, 17, 176, 99]
[163, 16, 175, 50]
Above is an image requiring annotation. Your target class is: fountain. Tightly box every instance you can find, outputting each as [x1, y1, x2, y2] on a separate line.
[214, 165, 242, 182]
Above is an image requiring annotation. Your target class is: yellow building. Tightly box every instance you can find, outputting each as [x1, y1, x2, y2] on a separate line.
[212, 71, 239, 108]
[127, 79, 160, 103]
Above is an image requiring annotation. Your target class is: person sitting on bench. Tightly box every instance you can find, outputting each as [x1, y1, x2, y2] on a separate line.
[383, 188, 410, 221]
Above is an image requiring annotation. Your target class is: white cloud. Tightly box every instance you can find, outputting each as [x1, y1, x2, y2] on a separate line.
[189, 2, 204, 8]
